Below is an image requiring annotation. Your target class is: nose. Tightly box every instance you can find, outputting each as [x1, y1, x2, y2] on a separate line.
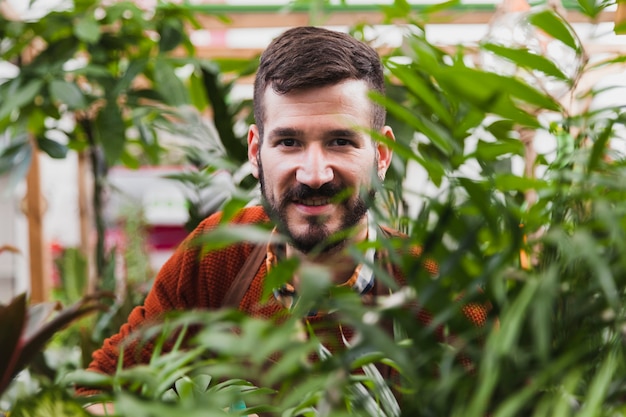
[295, 146, 334, 189]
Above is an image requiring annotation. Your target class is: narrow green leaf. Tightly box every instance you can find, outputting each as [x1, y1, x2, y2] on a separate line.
[587, 119, 613, 172]
[48, 79, 87, 110]
[0, 294, 27, 394]
[0, 137, 30, 175]
[15, 293, 110, 379]
[435, 67, 558, 127]
[577, 0, 602, 18]
[528, 10, 580, 52]
[474, 138, 524, 160]
[189, 71, 208, 111]
[388, 64, 453, 125]
[0, 136, 33, 190]
[96, 102, 126, 165]
[11, 386, 92, 417]
[159, 18, 184, 53]
[485, 119, 515, 139]
[74, 14, 101, 44]
[119, 149, 140, 169]
[153, 59, 189, 107]
[38, 137, 68, 159]
[112, 58, 148, 98]
[481, 43, 569, 81]
[578, 352, 618, 417]
[199, 65, 246, 162]
[69, 64, 112, 79]
[615, 20, 626, 35]
[0, 78, 44, 120]
[495, 174, 547, 192]
[376, 95, 456, 155]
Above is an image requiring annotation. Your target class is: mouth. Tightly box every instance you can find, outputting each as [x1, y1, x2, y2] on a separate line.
[296, 197, 332, 207]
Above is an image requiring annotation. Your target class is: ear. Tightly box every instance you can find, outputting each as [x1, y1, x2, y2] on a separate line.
[248, 124, 261, 179]
[376, 126, 394, 179]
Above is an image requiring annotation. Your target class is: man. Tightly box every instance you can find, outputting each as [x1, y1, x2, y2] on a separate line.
[81, 26, 485, 413]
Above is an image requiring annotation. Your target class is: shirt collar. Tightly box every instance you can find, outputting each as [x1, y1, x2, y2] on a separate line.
[267, 212, 377, 311]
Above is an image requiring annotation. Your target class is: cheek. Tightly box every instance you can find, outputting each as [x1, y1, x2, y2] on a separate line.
[262, 152, 294, 181]
[344, 160, 375, 184]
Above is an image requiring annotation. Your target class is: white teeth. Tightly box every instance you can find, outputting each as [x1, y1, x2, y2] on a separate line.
[300, 198, 330, 206]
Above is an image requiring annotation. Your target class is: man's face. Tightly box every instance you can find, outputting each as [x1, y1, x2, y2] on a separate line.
[248, 80, 394, 254]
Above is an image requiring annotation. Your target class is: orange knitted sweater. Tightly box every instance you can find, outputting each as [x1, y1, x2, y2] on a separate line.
[81, 205, 488, 390]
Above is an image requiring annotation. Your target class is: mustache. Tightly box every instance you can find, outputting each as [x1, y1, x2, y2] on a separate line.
[284, 182, 344, 202]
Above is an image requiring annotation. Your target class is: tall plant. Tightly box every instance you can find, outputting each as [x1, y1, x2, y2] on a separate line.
[0, 0, 216, 280]
[4, 0, 626, 416]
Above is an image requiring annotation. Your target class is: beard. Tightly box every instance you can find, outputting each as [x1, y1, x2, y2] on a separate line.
[257, 158, 375, 255]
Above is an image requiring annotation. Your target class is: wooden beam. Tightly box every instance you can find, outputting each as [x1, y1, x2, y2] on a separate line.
[20, 40, 50, 304]
[192, 9, 616, 30]
[77, 150, 97, 295]
[615, 0, 626, 33]
[25, 138, 50, 303]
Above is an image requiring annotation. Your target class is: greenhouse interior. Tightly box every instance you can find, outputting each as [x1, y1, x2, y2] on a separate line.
[2, 0, 626, 415]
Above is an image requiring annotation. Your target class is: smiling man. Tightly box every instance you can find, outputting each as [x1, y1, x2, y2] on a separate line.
[251, 79, 393, 256]
[250, 28, 393, 259]
[80, 26, 487, 415]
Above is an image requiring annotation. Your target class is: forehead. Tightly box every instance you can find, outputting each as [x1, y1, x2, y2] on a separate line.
[261, 80, 373, 132]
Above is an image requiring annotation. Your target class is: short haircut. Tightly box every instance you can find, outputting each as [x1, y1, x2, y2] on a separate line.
[253, 26, 386, 138]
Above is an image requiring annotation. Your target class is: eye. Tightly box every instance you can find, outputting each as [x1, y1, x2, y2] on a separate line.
[279, 138, 298, 147]
[331, 138, 353, 147]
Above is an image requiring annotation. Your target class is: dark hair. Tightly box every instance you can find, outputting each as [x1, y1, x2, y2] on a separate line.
[253, 26, 386, 138]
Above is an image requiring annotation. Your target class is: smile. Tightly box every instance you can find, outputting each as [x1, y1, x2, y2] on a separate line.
[298, 198, 331, 206]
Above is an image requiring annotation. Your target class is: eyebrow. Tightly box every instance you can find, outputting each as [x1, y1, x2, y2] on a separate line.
[268, 127, 302, 138]
[268, 127, 360, 139]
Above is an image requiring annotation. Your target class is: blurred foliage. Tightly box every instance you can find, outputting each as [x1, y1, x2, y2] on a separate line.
[2, 0, 626, 416]
[0, 0, 257, 278]
[0, 293, 110, 402]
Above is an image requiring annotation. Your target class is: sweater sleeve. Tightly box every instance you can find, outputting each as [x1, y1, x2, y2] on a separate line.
[79, 211, 226, 383]
[77, 207, 270, 395]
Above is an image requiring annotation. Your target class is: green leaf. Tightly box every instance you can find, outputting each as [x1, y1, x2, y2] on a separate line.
[578, 352, 618, 416]
[96, 102, 126, 165]
[577, 0, 603, 18]
[26, 108, 48, 136]
[11, 386, 91, 417]
[0, 78, 44, 121]
[615, 20, 626, 35]
[375, 94, 457, 154]
[0, 135, 33, 189]
[528, 10, 580, 52]
[112, 58, 148, 98]
[189, 71, 208, 111]
[153, 59, 189, 107]
[474, 138, 524, 161]
[69, 63, 112, 79]
[0, 294, 27, 395]
[0, 137, 30, 175]
[388, 64, 453, 126]
[435, 67, 560, 126]
[15, 294, 110, 382]
[74, 14, 101, 44]
[494, 173, 548, 192]
[119, 148, 140, 169]
[159, 18, 184, 53]
[481, 43, 569, 81]
[485, 119, 515, 139]
[381, 0, 412, 21]
[48, 79, 88, 110]
[200, 65, 247, 163]
[38, 137, 68, 159]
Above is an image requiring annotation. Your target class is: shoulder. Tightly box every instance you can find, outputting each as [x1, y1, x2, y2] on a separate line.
[378, 225, 438, 277]
[195, 205, 270, 231]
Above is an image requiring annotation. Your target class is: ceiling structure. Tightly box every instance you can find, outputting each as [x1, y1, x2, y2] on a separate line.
[183, 1, 622, 60]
